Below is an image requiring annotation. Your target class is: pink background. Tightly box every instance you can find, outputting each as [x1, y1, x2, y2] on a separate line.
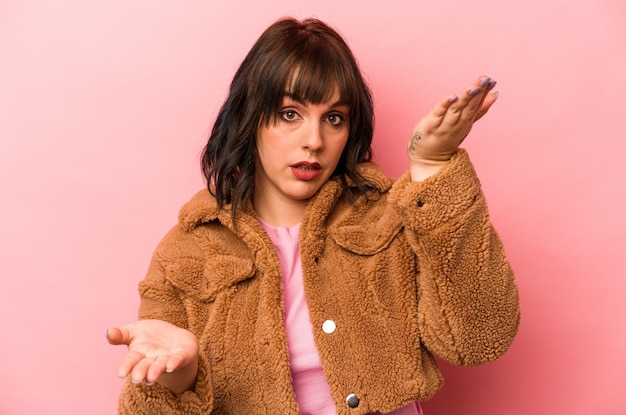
[1, 0, 625, 414]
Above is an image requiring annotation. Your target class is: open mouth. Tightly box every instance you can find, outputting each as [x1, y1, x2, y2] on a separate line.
[291, 162, 322, 180]
[294, 165, 319, 171]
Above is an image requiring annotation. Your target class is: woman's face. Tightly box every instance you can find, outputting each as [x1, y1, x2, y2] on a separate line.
[254, 89, 350, 214]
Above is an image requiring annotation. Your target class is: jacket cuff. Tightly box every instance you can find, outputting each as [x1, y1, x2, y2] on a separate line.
[119, 382, 208, 414]
[119, 357, 213, 414]
[387, 149, 482, 234]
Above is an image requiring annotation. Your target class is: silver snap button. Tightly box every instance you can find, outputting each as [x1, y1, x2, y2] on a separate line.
[346, 393, 360, 408]
[322, 319, 336, 334]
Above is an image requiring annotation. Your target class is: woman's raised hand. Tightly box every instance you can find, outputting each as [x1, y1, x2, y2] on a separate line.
[106, 319, 199, 394]
[407, 76, 498, 181]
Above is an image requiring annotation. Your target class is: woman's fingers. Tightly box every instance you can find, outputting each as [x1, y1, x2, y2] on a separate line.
[410, 93, 458, 144]
[165, 353, 186, 374]
[145, 354, 172, 384]
[441, 76, 494, 127]
[123, 351, 176, 384]
[474, 89, 498, 122]
[430, 94, 460, 124]
[118, 349, 147, 379]
[130, 355, 155, 384]
[105, 327, 131, 345]
[128, 352, 189, 384]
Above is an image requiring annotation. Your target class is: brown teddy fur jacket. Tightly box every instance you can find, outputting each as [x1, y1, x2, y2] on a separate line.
[118, 149, 520, 415]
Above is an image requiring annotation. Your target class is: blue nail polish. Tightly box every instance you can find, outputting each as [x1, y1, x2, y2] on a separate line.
[468, 87, 481, 96]
[487, 81, 497, 90]
[449, 95, 459, 104]
[480, 77, 491, 87]
[145, 382, 154, 386]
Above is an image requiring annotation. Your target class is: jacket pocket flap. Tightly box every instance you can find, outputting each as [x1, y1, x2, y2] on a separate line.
[332, 218, 403, 255]
[164, 254, 255, 301]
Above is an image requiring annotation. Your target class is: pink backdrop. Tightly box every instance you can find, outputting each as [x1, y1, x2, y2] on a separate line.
[1, 0, 625, 414]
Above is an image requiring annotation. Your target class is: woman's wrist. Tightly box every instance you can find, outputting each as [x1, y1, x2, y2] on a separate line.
[156, 357, 199, 395]
[408, 158, 449, 182]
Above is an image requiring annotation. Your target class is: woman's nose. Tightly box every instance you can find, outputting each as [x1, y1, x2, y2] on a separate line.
[303, 122, 323, 153]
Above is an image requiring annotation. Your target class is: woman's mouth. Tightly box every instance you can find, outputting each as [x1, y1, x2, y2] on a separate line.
[291, 162, 321, 180]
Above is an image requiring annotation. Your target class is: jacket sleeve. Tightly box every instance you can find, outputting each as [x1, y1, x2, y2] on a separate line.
[117, 228, 214, 415]
[387, 149, 520, 366]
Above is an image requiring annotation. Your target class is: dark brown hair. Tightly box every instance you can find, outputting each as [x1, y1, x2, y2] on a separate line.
[201, 17, 377, 219]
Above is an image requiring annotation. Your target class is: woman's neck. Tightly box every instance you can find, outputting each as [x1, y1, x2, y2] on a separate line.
[253, 194, 307, 227]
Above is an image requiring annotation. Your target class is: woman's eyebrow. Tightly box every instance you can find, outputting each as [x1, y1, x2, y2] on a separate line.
[282, 92, 349, 108]
[282, 91, 304, 103]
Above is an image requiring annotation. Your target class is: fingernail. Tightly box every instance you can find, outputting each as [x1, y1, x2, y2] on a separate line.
[493, 91, 500, 98]
[468, 87, 481, 96]
[105, 329, 109, 339]
[487, 81, 497, 90]
[480, 77, 491, 87]
[131, 379, 142, 384]
[449, 95, 459, 104]
[145, 382, 154, 386]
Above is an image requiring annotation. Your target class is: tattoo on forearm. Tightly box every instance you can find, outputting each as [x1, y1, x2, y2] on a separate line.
[409, 131, 421, 156]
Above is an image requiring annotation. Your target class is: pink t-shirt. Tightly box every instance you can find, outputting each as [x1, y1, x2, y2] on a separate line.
[260, 220, 422, 415]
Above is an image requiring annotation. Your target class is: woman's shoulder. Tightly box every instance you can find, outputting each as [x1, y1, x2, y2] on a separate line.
[148, 189, 223, 258]
[151, 189, 253, 266]
[177, 188, 222, 231]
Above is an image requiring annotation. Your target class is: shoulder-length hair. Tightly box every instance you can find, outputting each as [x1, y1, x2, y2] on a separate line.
[201, 17, 377, 219]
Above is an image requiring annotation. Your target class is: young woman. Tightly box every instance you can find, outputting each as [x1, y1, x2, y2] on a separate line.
[107, 17, 520, 415]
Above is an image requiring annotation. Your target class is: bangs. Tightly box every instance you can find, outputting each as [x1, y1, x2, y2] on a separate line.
[258, 35, 359, 124]
[285, 53, 354, 105]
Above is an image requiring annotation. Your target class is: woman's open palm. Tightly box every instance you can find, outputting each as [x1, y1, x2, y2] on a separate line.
[106, 319, 199, 389]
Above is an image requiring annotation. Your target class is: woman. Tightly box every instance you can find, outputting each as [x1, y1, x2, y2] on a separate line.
[107, 17, 520, 415]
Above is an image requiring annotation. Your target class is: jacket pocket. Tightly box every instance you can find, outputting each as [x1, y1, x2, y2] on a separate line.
[332, 215, 403, 255]
[163, 254, 256, 302]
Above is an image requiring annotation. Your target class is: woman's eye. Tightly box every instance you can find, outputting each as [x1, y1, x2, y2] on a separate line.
[279, 110, 299, 121]
[326, 113, 345, 126]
